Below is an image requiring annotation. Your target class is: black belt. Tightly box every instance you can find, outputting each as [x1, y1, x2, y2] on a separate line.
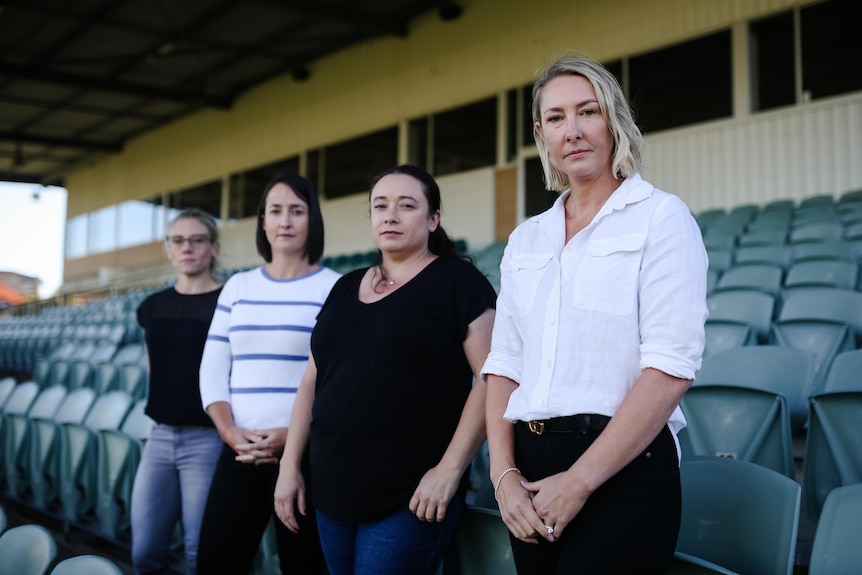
[518, 414, 611, 436]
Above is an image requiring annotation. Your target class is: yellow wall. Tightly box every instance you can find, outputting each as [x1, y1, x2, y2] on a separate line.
[65, 0, 810, 216]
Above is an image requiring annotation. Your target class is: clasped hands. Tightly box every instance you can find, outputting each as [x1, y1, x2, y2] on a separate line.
[496, 470, 589, 544]
[228, 427, 287, 465]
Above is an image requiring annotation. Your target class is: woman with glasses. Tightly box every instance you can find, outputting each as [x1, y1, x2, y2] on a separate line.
[131, 208, 224, 575]
[197, 172, 339, 574]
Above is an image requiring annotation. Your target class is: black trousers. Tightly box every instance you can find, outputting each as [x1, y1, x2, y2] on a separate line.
[510, 423, 680, 575]
[196, 444, 324, 575]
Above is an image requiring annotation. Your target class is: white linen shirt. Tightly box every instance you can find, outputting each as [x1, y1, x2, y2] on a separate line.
[481, 173, 708, 437]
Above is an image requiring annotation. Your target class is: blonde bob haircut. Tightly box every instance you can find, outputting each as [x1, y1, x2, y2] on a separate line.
[532, 54, 643, 192]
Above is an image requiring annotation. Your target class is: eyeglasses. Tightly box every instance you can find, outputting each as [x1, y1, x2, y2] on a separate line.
[166, 235, 211, 248]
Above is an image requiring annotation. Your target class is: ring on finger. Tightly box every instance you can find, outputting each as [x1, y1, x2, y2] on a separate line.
[544, 524, 554, 535]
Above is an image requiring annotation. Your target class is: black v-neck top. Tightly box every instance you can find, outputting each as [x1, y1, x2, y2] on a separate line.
[309, 256, 496, 521]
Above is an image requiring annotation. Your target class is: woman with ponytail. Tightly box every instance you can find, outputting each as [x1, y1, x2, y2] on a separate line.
[275, 165, 496, 575]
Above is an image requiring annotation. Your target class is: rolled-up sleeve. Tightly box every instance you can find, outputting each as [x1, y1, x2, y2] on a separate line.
[481, 242, 524, 384]
[638, 195, 708, 380]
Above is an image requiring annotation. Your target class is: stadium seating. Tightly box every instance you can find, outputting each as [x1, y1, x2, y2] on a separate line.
[694, 346, 816, 433]
[28, 388, 96, 510]
[95, 399, 153, 539]
[59, 391, 134, 523]
[679, 385, 794, 478]
[676, 457, 800, 575]
[49, 555, 124, 575]
[453, 507, 516, 575]
[807, 483, 862, 575]
[705, 290, 775, 343]
[801, 350, 862, 524]
[0, 524, 57, 575]
[3, 385, 66, 499]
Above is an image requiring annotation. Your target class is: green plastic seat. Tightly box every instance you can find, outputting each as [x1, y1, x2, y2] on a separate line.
[0, 382, 39, 487]
[117, 364, 147, 400]
[92, 363, 119, 395]
[801, 390, 862, 523]
[49, 555, 123, 575]
[679, 385, 794, 478]
[695, 346, 816, 433]
[3, 385, 66, 499]
[0, 524, 57, 575]
[807, 483, 862, 575]
[733, 245, 792, 270]
[95, 427, 141, 539]
[668, 551, 738, 574]
[454, 507, 516, 575]
[66, 361, 94, 390]
[770, 319, 855, 395]
[714, 264, 783, 296]
[59, 391, 133, 522]
[703, 320, 755, 358]
[784, 260, 858, 290]
[28, 388, 96, 510]
[0, 377, 15, 409]
[705, 290, 775, 343]
[676, 457, 800, 575]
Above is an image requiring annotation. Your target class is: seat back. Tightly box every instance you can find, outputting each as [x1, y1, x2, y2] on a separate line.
[92, 363, 119, 395]
[703, 320, 755, 357]
[714, 264, 783, 295]
[789, 222, 844, 243]
[784, 260, 858, 290]
[49, 555, 124, 575]
[733, 245, 792, 270]
[679, 385, 794, 478]
[96, 429, 141, 539]
[801, 391, 862, 523]
[117, 364, 147, 400]
[2, 381, 39, 416]
[3, 386, 66, 498]
[807, 483, 862, 575]
[677, 457, 800, 575]
[60, 391, 132, 521]
[821, 349, 862, 394]
[770, 319, 855, 395]
[67, 361, 93, 390]
[0, 524, 57, 575]
[454, 507, 517, 575]
[119, 399, 154, 441]
[778, 288, 862, 345]
[791, 241, 857, 263]
[0, 377, 15, 409]
[695, 346, 816, 432]
[705, 290, 775, 343]
[27, 388, 95, 509]
[668, 552, 739, 575]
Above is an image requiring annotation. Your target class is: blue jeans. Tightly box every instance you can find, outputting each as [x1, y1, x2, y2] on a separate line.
[131, 424, 222, 575]
[316, 496, 463, 575]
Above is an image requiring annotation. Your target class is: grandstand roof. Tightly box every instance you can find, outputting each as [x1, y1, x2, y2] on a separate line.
[0, 0, 456, 187]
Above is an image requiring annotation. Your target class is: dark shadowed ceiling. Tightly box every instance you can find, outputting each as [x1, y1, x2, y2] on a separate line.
[0, 0, 461, 186]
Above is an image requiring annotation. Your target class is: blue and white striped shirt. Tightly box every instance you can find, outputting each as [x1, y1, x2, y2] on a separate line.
[200, 265, 340, 429]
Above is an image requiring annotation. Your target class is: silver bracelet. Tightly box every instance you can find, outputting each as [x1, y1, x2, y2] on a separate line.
[494, 467, 521, 500]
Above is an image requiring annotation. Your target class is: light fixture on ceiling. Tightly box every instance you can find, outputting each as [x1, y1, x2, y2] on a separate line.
[438, 3, 463, 21]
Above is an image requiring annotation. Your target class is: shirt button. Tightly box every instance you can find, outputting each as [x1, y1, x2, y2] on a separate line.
[546, 361, 551, 368]
[550, 318, 556, 325]
[537, 398, 543, 406]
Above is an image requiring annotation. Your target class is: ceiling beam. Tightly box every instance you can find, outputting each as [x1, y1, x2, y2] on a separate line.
[0, 62, 232, 109]
[0, 130, 123, 152]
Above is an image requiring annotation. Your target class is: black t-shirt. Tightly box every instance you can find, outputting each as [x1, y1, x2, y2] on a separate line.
[309, 256, 497, 522]
[137, 286, 222, 427]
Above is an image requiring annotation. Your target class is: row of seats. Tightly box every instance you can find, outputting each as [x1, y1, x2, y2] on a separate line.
[0, 382, 153, 544]
[681, 348, 862, 522]
[451, 457, 862, 575]
[0, 515, 125, 575]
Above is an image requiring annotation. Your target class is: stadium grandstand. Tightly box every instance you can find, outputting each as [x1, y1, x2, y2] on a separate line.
[2, 0, 862, 572]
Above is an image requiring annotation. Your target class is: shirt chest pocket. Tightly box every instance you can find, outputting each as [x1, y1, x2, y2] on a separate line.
[573, 234, 646, 316]
[506, 253, 554, 318]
